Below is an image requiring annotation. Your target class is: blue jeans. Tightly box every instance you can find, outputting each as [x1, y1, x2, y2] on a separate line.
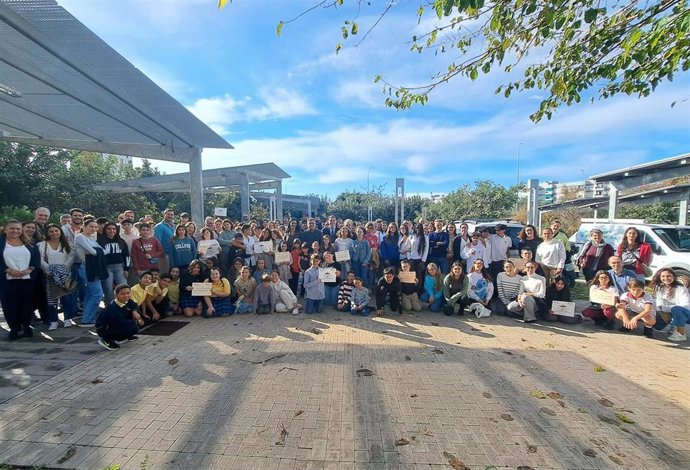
[671, 306, 690, 326]
[350, 305, 370, 316]
[102, 264, 127, 305]
[325, 285, 339, 306]
[429, 257, 449, 276]
[79, 264, 104, 324]
[420, 292, 444, 312]
[353, 263, 369, 287]
[305, 298, 323, 314]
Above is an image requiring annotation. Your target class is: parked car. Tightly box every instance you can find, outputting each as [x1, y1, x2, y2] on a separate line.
[570, 219, 690, 284]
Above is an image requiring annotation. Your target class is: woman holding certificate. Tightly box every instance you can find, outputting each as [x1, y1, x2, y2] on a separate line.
[197, 228, 221, 264]
[179, 260, 205, 317]
[652, 268, 690, 342]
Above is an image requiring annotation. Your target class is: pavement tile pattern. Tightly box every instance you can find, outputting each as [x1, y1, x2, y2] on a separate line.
[0, 308, 688, 470]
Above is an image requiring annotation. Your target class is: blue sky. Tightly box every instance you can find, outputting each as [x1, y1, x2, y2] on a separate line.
[59, 0, 689, 199]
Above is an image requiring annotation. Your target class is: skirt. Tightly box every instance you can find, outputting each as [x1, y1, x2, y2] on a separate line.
[179, 295, 201, 309]
[210, 297, 234, 315]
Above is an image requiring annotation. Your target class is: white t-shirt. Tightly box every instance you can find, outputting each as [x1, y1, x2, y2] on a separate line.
[4, 244, 31, 280]
[620, 291, 655, 316]
[489, 234, 512, 263]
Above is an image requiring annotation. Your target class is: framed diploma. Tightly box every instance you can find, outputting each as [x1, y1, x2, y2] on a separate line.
[335, 250, 350, 262]
[191, 282, 212, 296]
[274, 251, 292, 264]
[551, 300, 576, 317]
[319, 267, 337, 283]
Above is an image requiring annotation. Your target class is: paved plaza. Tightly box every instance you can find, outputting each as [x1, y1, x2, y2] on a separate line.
[0, 307, 688, 470]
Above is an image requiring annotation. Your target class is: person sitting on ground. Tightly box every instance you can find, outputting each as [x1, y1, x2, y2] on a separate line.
[252, 258, 271, 285]
[350, 277, 371, 316]
[544, 275, 581, 324]
[336, 271, 356, 312]
[443, 261, 469, 316]
[180, 260, 205, 317]
[144, 273, 172, 322]
[270, 270, 301, 315]
[507, 261, 546, 323]
[203, 267, 233, 317]
[467, 259, 494, 312]
[399, 258, 422, 313]
[375, 267, 402, 316]
[130, 271, 153, 324]
[234, 265, 257, 314]
[651, 268, 690, 342]
[421, 262, 444, 312]
[582, 270, 618, 330]
[167, 267, 181, 315]
[493, 260, 520, 316]
[96, 284, 142, 351]
[254, 274, 276, 314]
[616, 278, 656, 338]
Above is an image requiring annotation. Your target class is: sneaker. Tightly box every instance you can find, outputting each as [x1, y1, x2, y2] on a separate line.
[63, 319, 76, 328]
[48, 322, 59, 331]
[656, 324, 673, 333]
[79, 322, 95, 328]
[643, 327, 654, 339]
[8, 330, 20, 341]
[98, 338, 119, 350]
[668, 332, 687, 342]
[127, 335, 138, 341]
[292, 307, 300, 315]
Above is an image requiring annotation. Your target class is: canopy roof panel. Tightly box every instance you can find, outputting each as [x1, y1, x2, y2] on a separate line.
[0, 0, 232, 162]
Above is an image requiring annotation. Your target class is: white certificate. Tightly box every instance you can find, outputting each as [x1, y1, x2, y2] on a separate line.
[590, 289, 617, 305]
[274, 251, 292, 264]
[191, 282, 213, 297]
[254, 241, 273, 254]
[319, 267, 337, 283]
[398, 271, 417, 284]
[335, 250, 350, 262]
[214, 207, 227, 217]
[551, 300, 576, 317]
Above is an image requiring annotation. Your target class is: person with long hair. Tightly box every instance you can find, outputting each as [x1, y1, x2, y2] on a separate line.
[421, 262, 444, 312]
[397, 223, 412, 262]
[22, 220, 49, 323]
[352, 227, 371, 288]
[198, 227, 221, 264]
[578, 229, 615, 281]
[179, 259, 205, 317]
[203, 267, 233, 317]
[98, 222, 130, 305]
[409, 223, 429, 281]
[170, 224, 197, 271]
[507, 261, 546, 323]
[443, 261, 469, 316]
[517, 224, 542, 257]
[1, 220, 40, 339]
[38, 224, 77, 330]
[467, 258, 494, 311]
[582, 270, 618, 329]
[451, 222, 470, 263]
[234, 265, 257, 314]
[270, 270, 301, 314]
[544, 275, 580, 324]
[494, 260, 521, 316]
[616, 227, 652, 279]
[185, 221, 199, 242]
[379, 222, 400, 270]
[651, 268, 690, 342]
[334, 227, 354, 274]
[74, 219, 108, 327]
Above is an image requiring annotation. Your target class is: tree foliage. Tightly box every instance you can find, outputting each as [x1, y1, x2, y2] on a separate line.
[220, 0, 690, 122]
[427, 180, 521, 220]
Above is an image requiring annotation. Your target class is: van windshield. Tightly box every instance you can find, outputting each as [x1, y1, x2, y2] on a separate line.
[652, 227, 690, 252]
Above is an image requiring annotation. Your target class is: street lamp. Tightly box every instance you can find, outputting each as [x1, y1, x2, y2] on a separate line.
[515, 142, 523, 213]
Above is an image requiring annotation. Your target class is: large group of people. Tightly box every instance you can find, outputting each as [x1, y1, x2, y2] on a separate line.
[2, 208, 689, 349]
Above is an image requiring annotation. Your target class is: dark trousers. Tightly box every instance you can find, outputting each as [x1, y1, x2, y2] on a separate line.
[33, 270, 49, 322]
[97, 321, 139, 342]
[2, 279, 35, 333]
[375, 291, 401, 312]
[289, 272, 300, 295]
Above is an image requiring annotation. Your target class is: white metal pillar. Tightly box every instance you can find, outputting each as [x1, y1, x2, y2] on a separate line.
[607, 182, 619, 220]
[189, 147, 204, 226]
[395, 178, 404, 226]
[527, 179, 539, 226]
[680, 196, 688, 225]
[240, 172, 250, 220]
[275, 181, 283, 222]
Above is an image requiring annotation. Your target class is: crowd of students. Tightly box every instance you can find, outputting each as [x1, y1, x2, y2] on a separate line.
[1, 208, 689, 349]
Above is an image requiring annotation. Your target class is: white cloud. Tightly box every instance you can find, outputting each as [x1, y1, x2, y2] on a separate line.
[246, 88, 318, 121]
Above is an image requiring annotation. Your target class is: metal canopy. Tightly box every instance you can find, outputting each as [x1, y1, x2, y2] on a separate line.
[0, 0, 232, 162]
[93, 163, 290, 193]
[589, 153, 690, 190]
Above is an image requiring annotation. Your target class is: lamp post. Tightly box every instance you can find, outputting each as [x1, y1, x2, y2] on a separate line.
[515, 142, 523, 213]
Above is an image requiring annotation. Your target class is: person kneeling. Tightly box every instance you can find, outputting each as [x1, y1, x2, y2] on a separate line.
[96, 284, 143, 351]
[375, 267, 402, 316]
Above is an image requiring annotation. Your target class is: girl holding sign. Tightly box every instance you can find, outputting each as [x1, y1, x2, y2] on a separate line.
[582, 270, 618, 330]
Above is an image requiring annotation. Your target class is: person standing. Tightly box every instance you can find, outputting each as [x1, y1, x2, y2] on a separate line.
[130, 224, 164, 276]
[33, 207, 51, 240]
[428, 219, 449, 275]
[488, 224, 512, 283]
[535, 227, 566, 286]
[73, 219, 108, 327]
[153, 209, 175, 274]
[578, 229, 615, 281]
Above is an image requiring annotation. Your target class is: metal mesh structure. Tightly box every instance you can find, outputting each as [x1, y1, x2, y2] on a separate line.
[0, 0, 232, 161]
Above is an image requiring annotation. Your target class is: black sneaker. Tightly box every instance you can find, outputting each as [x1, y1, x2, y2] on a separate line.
[127, 335, 138, 341]
[8, 330, 20, 341]
[643, 327, 654, 339]
[98, 338, 120, 350]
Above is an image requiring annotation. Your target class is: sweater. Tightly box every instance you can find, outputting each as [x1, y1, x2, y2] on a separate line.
[351, 286, 370, 309]
[442, 274, 468, 302]
[496, 272, 521, 305]
[170, 237, 197, 268]
[423, 274, 443, 301]
[303, 266, 325, 300]
[253, 283, 276, 310]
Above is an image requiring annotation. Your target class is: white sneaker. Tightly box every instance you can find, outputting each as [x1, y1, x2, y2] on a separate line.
[48, 322, 59, 331]
[63, 319, 75, 328]
[668, 332, 687, 342]
[292, 307, 300, 315]
[657, 324, 673, 334]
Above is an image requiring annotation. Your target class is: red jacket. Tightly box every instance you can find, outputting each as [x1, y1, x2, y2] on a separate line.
[131, 237, 165, 272]
[616, 242, 652, 275]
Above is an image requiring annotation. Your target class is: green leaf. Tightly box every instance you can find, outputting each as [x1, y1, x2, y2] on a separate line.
[530, 390, 546, 399]
[276, 20, 284, 37]
[584, 8, 598, 24]
[217, 0, 230, 9]
[594, 366, 605, 372]
[374, 74, 382, 83]
[615, 412, 635, 424]
[352, 22, 358, 35]
[335, 43, 342, 54]
[469, 68, 478, 80]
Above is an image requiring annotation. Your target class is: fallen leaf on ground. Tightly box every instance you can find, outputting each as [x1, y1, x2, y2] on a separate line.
[356, 368, 374, 377]
[404, 356, 412, 361]
[168, 358, 179, 365]
[500, 413, 514, 421]
[442, 451, 469, 470]
[540, 407, 556, 416]
[545, 343, 555, 348]
[546, 392, 563, 400]
[615, 412, 635, 424]
[557, 400, 566, 408]
[598, 398, 614, 407]
[91, 378, 103, 384]
[275, 424, 288, 446]
[660, 371, 677, 377]
[583, 448, 597, 458]
[430, 321, 439, 326]
[410, 394, 418, 398]
[395, 437, 410, 446]
[594, 366, 606, 372]
[530, 390, 546, 399]
[56, 446, 77, 464]
[578, 407, 587, 413]
[526, 346, 536, 350]
[502, 351, 513, 355]
[521, 338, 527, 342]
[482, 392, 493, 398]
[527, 445, 537, 453]
[431, 348, 444, 354]
[609, 454, 624, 465]
[424, 429, 434, 436]
[517, 466, 535, 470]
[294, 410, 304, 417]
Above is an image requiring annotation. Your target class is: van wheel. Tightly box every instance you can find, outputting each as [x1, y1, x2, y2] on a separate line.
[675, 269, 690, 288]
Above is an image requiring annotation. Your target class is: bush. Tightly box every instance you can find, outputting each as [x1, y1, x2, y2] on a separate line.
[0, 206, 33, 226]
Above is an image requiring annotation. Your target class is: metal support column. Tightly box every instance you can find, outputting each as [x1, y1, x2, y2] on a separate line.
[269, 196, 276, 221]
[680, 196, 688, 225]
[240, 172, 250, 221]
[189, 147, 204, 226]
[527, 179, 539, 226]
[275, 181, 284, 222]
[607, 182, 619, 220]
[395, 178, 405, 227]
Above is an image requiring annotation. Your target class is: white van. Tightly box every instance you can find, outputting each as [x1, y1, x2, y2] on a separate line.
[570, 218, 690, 284]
